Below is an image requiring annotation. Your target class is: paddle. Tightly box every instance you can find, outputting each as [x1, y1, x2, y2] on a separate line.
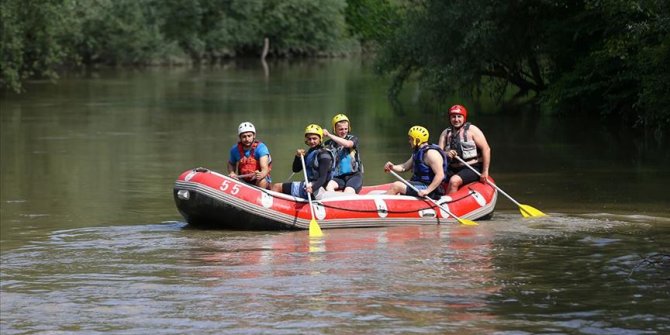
[389, 170, 477, 226]
[454, 156, 546, 218]
[299, 153, 324, 237]
[284, 172, 296, 182]
[232, 173, 256, 180]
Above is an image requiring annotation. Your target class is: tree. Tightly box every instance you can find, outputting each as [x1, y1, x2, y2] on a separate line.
[1, 0, 78, 92]
[375, 0, 670, 131]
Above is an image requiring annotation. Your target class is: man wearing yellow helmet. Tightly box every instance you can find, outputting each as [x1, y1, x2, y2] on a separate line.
[384, 126, 449, 198]
[438, 104, 491, 194]
[271, 124, 335, 200]
[322, 114, 364, 194]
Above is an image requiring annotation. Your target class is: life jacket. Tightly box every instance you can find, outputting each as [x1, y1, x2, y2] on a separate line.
[445, 122, 480, 162]
[411, 144, 448, 184]
[305, 146, 336, 181]
[237, 140, 271, 182]
[325, 134, 363, 176]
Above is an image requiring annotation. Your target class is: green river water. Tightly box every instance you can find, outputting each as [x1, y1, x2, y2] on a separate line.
[1, 59, 668, 334]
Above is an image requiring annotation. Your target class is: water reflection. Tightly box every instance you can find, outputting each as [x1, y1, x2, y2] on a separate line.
[179, 225, 500, 332]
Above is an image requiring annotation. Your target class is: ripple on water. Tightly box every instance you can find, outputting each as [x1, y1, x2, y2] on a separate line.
[1, 217, 669, 334]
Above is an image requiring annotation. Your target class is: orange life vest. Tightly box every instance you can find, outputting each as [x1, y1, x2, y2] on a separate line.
[237, 141, 271, 182]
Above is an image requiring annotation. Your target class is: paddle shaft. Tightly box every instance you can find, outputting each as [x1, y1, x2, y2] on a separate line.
[389, 170, 469, 224]
[284, 172, 295, 182]
[299, 155, 317, 221]
[300, 154, 324, 236]
[453, 156, 524, 208]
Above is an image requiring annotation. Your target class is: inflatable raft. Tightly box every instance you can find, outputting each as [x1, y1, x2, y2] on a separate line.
[173, 168, 497, 230]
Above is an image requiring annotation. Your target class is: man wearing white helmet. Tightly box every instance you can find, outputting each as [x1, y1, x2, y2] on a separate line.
[227, 122, 272, 189]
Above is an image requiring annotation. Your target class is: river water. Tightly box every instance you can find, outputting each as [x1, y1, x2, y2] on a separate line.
[1, 59, 669, 334]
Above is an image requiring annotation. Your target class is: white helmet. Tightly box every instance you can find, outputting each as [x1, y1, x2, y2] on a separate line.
[237, 122, 256, 135]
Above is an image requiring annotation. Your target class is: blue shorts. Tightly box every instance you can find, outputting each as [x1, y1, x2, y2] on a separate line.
[281, 181, 324, 199]
[405, 181, 444, 199]
[289, 181, 308, 199]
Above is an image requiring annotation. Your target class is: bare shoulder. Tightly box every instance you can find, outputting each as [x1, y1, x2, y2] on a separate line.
[426, 148, 445, 162]
[469, 124, 487, 137]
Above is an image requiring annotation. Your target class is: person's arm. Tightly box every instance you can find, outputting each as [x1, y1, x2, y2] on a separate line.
[438, 128, 448, 150]
[418, 150, 446, 197]
[323, 130, 355, 148]
[471, 126, 491, 182]
[384, 157, 413, 173]
[309, 152, 332, 192]
[227, 147, 238, 177]
[292, 149, 306, 172]
[256, 155, 270, 180]
[254, 144, 271, 180]
[292, 154, 302, 173]
[438, 129, 457, 159]
[227, 161, 236, 176]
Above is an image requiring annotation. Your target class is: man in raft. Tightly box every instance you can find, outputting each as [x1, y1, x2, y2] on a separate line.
[227, 121, 272, 189]
[323, 113, 364, 194]
[384, 125, 449, 199]
[438, 105, 491, 194]
[271, 124, 335, 200]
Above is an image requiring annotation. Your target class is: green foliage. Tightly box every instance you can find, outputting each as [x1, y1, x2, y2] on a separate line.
[376, 0, 670, 131]
[1, 0, 352, 92]
[1, 0, 77, 92]
[263, 0, 348, 56]
[74, 0, 167, 65]
[376, 0, 559, 101]
[542, 0, 670, 129]
[345, 0, 401, 47]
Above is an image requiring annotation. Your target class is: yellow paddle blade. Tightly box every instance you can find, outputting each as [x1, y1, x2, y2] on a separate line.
[309, 218, 324, 237]
[519, 204, 547, 218]
[457, 218, 478, 226]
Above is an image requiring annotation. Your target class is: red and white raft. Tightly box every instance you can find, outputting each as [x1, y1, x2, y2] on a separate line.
[173, 168, 497, 230]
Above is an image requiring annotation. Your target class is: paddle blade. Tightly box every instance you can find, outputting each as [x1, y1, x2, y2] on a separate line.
[519, 204, 547, 218]
[457, 218, 478, 226]
[309, 218, 323, 237]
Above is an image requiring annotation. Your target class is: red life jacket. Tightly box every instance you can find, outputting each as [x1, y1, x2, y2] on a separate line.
[237, 141, 271, 182]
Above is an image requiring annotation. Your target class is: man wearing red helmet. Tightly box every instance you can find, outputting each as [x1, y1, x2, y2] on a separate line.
[438, 105, 491, 194]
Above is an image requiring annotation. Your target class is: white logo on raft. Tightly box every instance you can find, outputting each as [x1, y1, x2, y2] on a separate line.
[314, 203, 327, 220]
[471, 191, 486, 206]
[185, 171, 197, 181]
[374, 198, 388, 218]
[418, 209, 437, 218]
[436, 196, 453, 218]
[261, 192, 273, 208]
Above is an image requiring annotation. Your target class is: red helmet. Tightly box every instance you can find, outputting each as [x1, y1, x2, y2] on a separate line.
[448, 105, 468, 120]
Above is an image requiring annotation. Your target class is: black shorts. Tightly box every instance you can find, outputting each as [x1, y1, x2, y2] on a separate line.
[448, 163, 483, 185]
[332, 172, 363, 193]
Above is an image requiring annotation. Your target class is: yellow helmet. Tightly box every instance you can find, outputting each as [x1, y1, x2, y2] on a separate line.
[331, 114, 351, 132]
[408, 125, 429, 146]
[304, 124, 323, 139]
